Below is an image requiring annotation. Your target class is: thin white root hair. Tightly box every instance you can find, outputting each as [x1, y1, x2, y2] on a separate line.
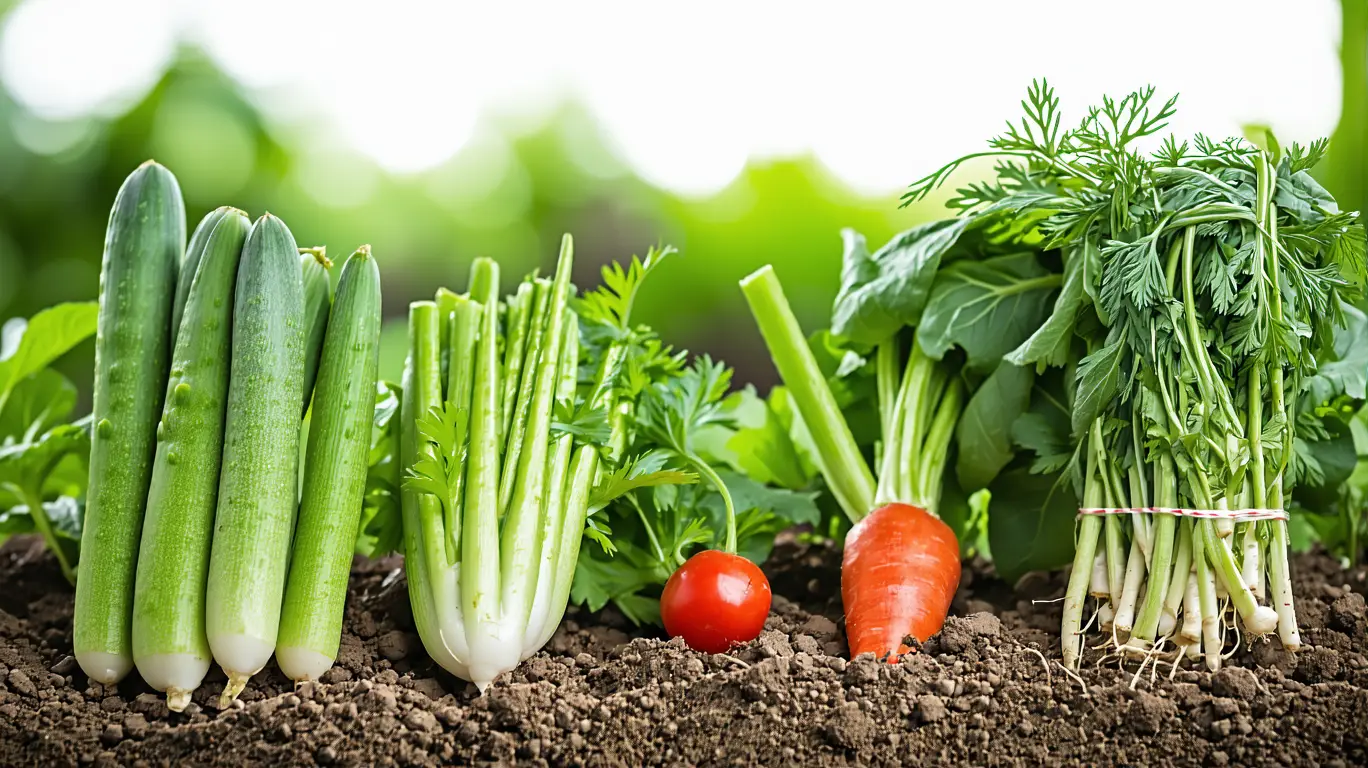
[1056, 661, 1090, 698]
[1022, 646, 1053, 688]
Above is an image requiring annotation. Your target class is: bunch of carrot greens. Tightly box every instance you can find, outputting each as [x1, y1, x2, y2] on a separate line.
[905, 81, 1365, 670]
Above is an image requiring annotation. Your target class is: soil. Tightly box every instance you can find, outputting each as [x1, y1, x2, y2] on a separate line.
[2, 534, 1366, 768]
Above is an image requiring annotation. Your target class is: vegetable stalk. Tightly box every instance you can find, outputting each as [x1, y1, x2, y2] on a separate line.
[402, 235, 617, 690]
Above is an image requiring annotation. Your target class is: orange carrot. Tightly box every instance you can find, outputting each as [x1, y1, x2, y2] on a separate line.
[742, 267, 966, 662]
[842, 503, 961, 658]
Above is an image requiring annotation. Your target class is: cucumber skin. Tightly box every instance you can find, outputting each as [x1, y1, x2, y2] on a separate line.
[74, 161, 185, 680]
[300, 251, 333, 415]
[206, 214, 307, 659]
[171, 208, 231, 345]
[131, 210, 252, 666]
[278, 247, 381, 666]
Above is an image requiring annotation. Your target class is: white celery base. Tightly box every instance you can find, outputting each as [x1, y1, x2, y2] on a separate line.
[276, 647, 333, 682]
[77, 651, 131, 685]
[135, 652, 209, 710]
[208, 632, 273, 678]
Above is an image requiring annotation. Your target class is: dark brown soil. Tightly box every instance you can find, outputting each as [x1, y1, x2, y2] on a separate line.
[2, 534, 1366, 767]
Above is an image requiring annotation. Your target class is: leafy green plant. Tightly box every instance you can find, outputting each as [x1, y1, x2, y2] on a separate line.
[908, 79, 1365, 671]
[0, 302, 100, 581]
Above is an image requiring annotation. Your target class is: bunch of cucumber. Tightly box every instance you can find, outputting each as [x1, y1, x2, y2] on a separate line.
[72, 162, 383, 711]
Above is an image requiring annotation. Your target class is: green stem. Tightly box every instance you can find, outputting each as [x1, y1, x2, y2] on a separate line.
[885, 344, 941, 506]
[913, 378, 963, 514]
[740, 266, 875, 522]
[1131, 455, 1175, 644]
[499, 279, 552, 516]
[410, 302, 453, 577]
[1096, 426, 1125, 603]
[499, 281, 535, 444]
[501, 240, 575, 617]
[460, 260, 504, 629]
[1258, 154, 1301, 649]
[1062, 419, 1107, 669]
[876, 342, 899, 440]
[690, 457, 738, 554]
[20, 486, 74, 584]
[1180, 227, 1241, 434]
[444, 299, 482, 559]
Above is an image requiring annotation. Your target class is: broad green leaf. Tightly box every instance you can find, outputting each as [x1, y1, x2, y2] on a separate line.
[916, 252, 1060, 373]
[956, 363, 1034, 491]
[936, 473, 990, 558]
[570, 541, 661, 617]
[613, 593, 662, 626]
[831, 220, 971, 346]
[697, 386, 811, 490]
[0, 504, 35, 546]
[714, 469, 820, 526]
[0, 419, 92, 494]
[1006, 244, 1084, 370]
[1012, 369, 1075, 475]
[0, 369, 77, 442]
[987, 468, 1077, 584]
[1304, 303, 1368, 402]
[1071, 339, 1125, 437]
[0, 302, 98, 403]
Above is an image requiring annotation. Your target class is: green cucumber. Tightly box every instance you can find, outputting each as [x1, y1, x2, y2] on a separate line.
[171, 208, 231, 344]
[205, 214, 307, 707]
[130, 210, 251, 711]
[276, 245, 381, 682]
[299, 246, 333, 415]
[74, 161, 185, 686]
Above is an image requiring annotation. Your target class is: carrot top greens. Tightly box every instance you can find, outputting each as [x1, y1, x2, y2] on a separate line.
[907, 80, 1366, 670]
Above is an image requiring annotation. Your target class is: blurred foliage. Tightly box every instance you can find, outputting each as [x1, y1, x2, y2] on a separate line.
[1324, 0, 1368, 219]
[0, 47, 928, 397]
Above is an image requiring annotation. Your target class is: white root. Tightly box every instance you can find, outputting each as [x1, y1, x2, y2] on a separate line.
[1215, 517, 1235, 538]
[1114, 534, 1148, 636]
[1178, 567, 1201, 645]
[1198, 562, 1222, 671]
[1098, 603, 1115, 634]
[1089, 552, 1109, 598]
[1240, 523, 1263, 602]
[1132, 512, 1153, 562]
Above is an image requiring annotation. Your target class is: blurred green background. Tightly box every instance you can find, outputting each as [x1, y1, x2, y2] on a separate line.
[1, 0, 1365, 395]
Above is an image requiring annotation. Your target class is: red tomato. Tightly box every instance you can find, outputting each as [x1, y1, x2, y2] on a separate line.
[660, 550, 772, 653]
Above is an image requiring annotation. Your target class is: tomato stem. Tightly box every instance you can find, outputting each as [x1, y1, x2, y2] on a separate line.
[686, 456, 737, 554]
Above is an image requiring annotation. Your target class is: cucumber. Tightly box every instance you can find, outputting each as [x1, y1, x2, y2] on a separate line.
[276, 245, 381, 682]
[74, 161, 185, 686]
[130, 210, 252, 711]
[171, 208, 231, 344]
[299, 246, 333, 415]
[205, 213, 307, 707]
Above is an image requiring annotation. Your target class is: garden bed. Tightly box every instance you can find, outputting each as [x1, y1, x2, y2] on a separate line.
[2, 533, 1365, 767]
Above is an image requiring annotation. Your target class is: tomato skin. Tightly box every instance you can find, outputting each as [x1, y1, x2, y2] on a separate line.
[661, 550, 772, 653]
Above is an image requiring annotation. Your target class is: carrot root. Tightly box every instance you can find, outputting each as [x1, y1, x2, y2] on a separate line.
[841, 502, 960, 660]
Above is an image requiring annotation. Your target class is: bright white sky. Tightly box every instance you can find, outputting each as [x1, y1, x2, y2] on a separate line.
[0, 0, 1347, 196]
